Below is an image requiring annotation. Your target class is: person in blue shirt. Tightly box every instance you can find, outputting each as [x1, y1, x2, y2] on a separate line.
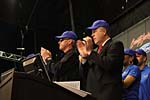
[135, 49, 150, 100]
[122, 48, 141, 100]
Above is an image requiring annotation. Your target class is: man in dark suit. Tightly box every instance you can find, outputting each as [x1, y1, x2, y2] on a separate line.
[41, 31, 80, 81]
[76, 20, 124, 100]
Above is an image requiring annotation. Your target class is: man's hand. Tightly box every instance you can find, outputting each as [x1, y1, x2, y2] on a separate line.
[83, 36, 93, 54]
[40, 47, 52, 62]
[76, 36, 93, 58]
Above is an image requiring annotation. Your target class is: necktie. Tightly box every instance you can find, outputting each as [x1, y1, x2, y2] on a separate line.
[97, 44, 103, 53]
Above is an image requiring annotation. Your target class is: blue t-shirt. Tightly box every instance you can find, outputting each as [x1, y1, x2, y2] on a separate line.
[139, 66, 150, 100]
[122, 64, 141, 99]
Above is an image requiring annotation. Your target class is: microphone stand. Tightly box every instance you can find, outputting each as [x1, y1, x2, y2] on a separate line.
[17, 29, 25, 56]
[17, 0, 39, 55]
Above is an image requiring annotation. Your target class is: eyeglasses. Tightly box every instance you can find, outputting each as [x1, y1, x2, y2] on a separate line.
[59, 38, 70, 42]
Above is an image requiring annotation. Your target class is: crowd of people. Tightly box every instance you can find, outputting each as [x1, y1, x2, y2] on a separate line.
[40, 20, 150, 100]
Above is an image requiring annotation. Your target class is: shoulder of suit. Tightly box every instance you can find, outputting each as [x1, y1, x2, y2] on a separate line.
[103, 40, 123, 49]
[110, 40, 123, 45]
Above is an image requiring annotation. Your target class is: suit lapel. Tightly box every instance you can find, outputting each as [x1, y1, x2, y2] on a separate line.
[99, 39, 112, 55]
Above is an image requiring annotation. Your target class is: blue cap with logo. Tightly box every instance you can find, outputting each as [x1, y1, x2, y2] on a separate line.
[124, 48, 135, 56]
[87, 20, 109, 30]
[135, 49, 147, 56]
[55, 31, 78, 40]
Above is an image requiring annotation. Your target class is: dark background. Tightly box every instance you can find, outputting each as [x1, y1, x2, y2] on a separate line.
[0, 0, 149, 72]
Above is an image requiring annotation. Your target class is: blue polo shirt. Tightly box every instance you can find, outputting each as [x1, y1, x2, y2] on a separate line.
[139, 66, 150, 100]
[122, 64, 141, 99]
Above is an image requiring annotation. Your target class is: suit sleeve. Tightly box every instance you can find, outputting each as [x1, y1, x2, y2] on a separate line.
[45, 58, 62, 80]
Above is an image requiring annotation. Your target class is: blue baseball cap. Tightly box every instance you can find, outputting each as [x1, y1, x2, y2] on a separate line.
[135, 49, 147, 56]
[124, 48, 135, 56]
[87, 20, 109, 30]
[55, 31, 78, 40]
[26, 53, 36, 59]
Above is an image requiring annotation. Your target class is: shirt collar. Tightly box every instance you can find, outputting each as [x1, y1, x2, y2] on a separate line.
[141, 65, 149, 71]
[102, 37, 111, 46]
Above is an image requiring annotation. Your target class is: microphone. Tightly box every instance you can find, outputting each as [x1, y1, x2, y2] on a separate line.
[16, 48, 25, 51]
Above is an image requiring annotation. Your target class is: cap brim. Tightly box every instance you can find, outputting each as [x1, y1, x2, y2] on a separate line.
[86, 26, 97, 30]
[135, 51, 143, 55]
[135, 51, 140, 54]
[124, 53, 129, 55]
[124, 53, 133, 56]
[55, 36, 65, 39]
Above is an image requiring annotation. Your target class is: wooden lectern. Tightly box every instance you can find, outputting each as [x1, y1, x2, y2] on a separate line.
[0, 68, 95, 100]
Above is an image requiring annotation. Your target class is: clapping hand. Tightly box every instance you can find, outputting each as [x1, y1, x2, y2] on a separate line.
[76, 36, 93, 58]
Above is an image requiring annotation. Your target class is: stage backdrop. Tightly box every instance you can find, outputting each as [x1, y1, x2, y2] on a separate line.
[113, 16, 150, 65]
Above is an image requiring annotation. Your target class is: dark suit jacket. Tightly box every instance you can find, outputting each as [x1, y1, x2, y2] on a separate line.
[46, 49, 80, 81]
[80, 39, 124, 100]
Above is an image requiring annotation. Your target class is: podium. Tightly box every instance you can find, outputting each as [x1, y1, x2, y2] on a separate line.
[0, 68, 95, 100]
